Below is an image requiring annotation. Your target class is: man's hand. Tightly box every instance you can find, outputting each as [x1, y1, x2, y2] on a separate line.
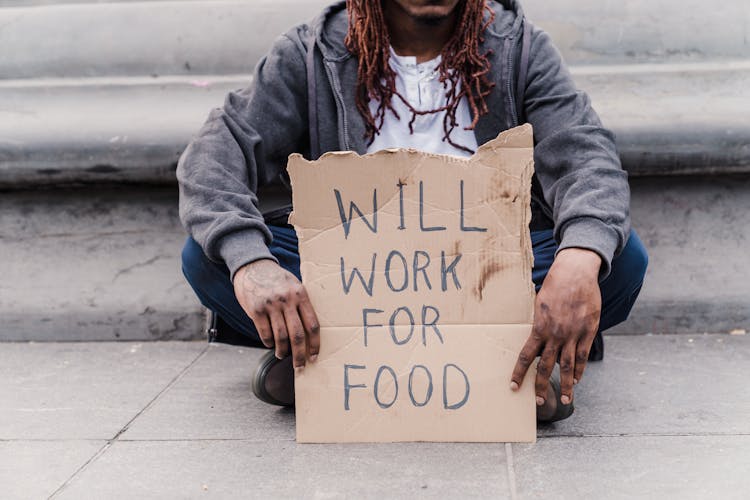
[233, 259, 320, 369]
[510, 248, 602, 407]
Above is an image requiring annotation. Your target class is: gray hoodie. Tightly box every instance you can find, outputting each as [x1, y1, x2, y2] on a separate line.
[177, 0, 630, 281]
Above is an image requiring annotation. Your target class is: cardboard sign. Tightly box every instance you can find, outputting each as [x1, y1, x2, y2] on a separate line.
[288, 124, 537, 443]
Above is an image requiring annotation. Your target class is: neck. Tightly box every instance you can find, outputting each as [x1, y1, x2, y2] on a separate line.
[383, 1, 460, 63]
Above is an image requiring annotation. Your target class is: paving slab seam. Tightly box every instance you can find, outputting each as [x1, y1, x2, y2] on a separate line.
[504, 443, 519, 500]
[46, 344, 210, 499]
[539, 432, 750, 439]
[6, 433, 745, 444]
[0, 438, 108, 443]
[116, 437, 298, 443]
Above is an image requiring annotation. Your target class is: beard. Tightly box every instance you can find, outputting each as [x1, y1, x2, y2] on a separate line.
[412, 13, 452, 26]
[398, 0, 463, 26]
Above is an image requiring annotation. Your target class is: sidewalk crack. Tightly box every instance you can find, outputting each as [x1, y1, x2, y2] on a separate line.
[47, 344, 210, 499]
[112, 254, 171, 282]
[505, 443, 519, 500]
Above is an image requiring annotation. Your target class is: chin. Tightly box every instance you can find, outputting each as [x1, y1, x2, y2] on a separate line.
[395, 0, 464, 21]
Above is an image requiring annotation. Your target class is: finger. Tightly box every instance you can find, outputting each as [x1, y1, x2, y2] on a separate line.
[238, 295, 274, 348]
[535, 343, 557, 405]
[573, 337, 594, 384]
[510, 334, 541, 391]
[298, 297, 321, 361]
[559, 341, 576, 405]
[268, 309, 289, 359]
[283, 305, 307, 369]
[252, 312, 274, 349]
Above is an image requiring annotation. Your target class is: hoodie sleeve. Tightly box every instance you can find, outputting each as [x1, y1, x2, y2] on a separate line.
[521, 24, 631, 280]
[177, 31, 308, 280]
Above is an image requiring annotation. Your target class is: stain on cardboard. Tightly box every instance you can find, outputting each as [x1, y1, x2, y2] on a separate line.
[475, 256, 505, 302]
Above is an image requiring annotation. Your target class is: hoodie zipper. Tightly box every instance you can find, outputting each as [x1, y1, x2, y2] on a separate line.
[324, 60, 351, 151]
[505, 36, 519, 128]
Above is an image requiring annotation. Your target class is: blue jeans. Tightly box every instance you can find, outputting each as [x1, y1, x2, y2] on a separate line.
[182, 227, 648, 359]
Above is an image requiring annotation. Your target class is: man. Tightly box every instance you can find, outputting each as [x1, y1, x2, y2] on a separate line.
[178, 0, 648, 422]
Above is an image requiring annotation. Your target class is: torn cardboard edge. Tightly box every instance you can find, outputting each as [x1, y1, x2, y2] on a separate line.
[302, 123, 535, 164]
[288, 124, 534, 231]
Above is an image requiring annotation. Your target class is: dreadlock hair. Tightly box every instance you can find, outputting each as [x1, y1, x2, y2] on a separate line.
[345, 0, 496, 153]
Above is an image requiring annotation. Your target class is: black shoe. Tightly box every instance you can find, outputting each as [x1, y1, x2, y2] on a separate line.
[251, 350, 295, 407]
[589, 332, 604, 361]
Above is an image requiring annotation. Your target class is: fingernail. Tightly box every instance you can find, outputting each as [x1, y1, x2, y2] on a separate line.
[310, 354, 318, 363]
[294, 365, 305, 374]
[573, 378, 579, 385]
[275, 353, 283, 360]
[510, 381, 519, 391]
[561, 395, 570, 405]
[536, 396, 545, 406]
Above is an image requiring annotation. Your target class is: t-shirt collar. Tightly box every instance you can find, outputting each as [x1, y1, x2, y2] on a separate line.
[388, 46, 442, 74]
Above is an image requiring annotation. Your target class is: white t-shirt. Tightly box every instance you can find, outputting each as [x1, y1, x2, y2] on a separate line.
[366, 48, 478, 158]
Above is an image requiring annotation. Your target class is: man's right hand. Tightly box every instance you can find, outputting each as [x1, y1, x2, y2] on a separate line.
[233, 259, 320, 369]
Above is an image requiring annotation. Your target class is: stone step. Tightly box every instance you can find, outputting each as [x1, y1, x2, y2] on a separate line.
[2, 0, 746, 79]
[574, 63, 750, 176]
[0, 0, 329, 79]
[613, 175, 750, 335]
[1, 177, 748, 341]
[0, 76, 242, 187]
[524, 0, 750, 65]
[0, 187, 203, 341]
[3, 65, 749, 188]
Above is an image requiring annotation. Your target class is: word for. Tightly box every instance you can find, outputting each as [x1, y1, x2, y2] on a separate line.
[343, 363, 471, 411]
[362, 305, 443, 347]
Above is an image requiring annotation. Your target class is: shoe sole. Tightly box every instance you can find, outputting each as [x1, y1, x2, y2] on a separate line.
[251, 350, 295, 407]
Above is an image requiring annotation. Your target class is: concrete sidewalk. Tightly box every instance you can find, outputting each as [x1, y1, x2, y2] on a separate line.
[2, 334, 748, 499]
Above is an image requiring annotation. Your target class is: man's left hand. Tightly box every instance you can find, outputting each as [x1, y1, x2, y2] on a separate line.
[510, 248, 602, 408]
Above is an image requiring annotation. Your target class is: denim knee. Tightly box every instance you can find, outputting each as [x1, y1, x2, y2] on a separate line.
[181, 237, 221, 293]
[621, 231, 649, 292]
[600, 231, 649, 330]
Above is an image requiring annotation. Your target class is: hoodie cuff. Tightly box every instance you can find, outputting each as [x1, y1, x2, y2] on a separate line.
[216, 229, 278, 282]
[557, 217, 620, 281]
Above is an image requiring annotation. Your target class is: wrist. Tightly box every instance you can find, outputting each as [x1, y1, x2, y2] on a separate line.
[234, 258, 278, 284]
[555, 248, 602, 278]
